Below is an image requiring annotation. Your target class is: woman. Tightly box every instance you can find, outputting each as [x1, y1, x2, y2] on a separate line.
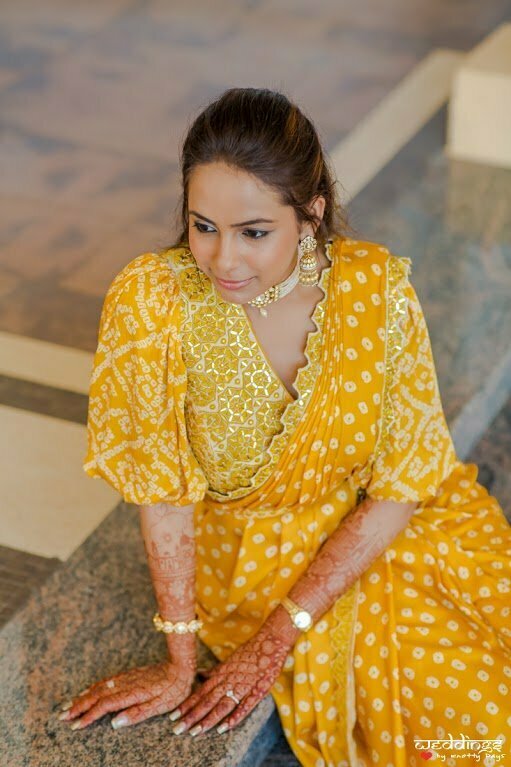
[59, 88, 511, 766]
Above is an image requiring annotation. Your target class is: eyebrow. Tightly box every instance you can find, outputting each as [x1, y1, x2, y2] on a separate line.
[189, 210, 275, 227]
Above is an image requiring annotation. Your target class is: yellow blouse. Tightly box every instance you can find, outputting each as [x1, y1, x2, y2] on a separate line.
[83, 236, 458, 509]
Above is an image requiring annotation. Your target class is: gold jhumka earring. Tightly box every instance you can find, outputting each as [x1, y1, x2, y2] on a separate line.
[297, 234, 320, 286]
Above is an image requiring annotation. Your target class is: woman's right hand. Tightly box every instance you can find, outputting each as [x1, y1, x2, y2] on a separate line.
[57, 661, 195, 730]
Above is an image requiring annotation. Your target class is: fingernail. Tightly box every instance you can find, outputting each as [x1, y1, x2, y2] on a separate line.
[112, 715, 128, 730]
[217, 723, 229, 734]
[70, 721, 82, 730]
[78, 687, 90, 697]
[168, 709, 181, 721]
[58, 711, 70, 721]
[172, 722, 187, 735]
[189, 725, 202, 737]
[61, 701, 73, 711]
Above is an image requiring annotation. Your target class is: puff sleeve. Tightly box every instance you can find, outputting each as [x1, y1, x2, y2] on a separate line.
[366, 258, 460, 505]
[82, 252, 209, 506]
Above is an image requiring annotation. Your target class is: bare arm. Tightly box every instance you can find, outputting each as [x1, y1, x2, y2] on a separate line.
[58, 502, 199, 730]
[139, 502, 197, 677]
[267, 495, 418, 642]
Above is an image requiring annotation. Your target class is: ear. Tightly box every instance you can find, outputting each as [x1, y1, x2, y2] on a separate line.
[301, 194, 326, 238]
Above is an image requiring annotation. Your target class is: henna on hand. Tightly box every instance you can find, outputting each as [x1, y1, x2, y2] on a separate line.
[139, 502, 198, 671]
[57, 505, 201, 731]
[281, 495, 418, 625]
[169, 622, 292, 736]
[168, 497, 417, 736]
[57, 660, 195, 730]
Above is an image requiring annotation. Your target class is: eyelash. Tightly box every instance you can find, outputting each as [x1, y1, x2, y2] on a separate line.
[192, 222, 269, 239]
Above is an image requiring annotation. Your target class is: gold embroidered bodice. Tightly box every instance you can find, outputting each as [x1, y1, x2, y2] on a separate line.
[84, 235, 453, 511]
[167, 243, 333, 501]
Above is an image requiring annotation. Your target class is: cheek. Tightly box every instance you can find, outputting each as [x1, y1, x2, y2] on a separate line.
[188, 234, 213, 272]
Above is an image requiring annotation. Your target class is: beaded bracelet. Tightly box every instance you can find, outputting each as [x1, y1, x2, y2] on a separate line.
[152, 612, 203, 635]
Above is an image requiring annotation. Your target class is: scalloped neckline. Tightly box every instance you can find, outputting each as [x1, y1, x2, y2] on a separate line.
[237, 240, 333, 404]
[204, 237, 340, 503]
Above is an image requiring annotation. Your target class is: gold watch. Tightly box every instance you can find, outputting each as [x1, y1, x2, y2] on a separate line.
[281, 596, 313, 631]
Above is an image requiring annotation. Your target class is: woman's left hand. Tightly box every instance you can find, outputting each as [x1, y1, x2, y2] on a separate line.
[169, 621, 295, 736]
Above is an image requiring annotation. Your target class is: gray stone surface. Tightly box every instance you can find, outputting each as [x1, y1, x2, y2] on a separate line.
[238, 709, 285, 767]
[0, 501, 275, 767]
[467, 394, 511, 520]
[0, 544, 61, 628]
[259, 723, 301, 767]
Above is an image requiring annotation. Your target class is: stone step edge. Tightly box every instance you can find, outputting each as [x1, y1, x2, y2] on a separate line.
[451, 342, 511, 460]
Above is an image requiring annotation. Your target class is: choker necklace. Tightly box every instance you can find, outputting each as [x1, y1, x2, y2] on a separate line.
[247, 237, 332, 317]
[246, 258, 301, 318]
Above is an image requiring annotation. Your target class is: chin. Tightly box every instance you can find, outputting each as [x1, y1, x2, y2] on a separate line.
[215, 288, 247, 304]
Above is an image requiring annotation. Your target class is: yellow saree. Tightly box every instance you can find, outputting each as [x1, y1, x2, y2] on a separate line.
[84, 236, 511, 766]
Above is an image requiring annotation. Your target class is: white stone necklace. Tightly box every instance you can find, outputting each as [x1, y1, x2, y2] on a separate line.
[246, 257, 301, 318]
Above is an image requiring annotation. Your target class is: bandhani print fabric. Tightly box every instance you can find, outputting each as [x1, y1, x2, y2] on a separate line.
[84, 236, 511, 766]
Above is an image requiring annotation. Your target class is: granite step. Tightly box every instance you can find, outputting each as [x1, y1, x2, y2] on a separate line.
[465, 392, 511, 520]
[0, 544, 61, 628]
[256, 723, 301, 767]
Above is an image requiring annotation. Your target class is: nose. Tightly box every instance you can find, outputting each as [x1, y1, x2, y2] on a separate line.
[212, 237, 241, 278]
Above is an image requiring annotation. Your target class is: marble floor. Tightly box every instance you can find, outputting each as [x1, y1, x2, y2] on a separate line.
[1, 2, 511, 766]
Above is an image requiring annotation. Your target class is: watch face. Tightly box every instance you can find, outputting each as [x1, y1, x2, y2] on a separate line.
[295, 610, 312, 630]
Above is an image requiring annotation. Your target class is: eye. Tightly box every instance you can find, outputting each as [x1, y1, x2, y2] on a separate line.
[192, 221, 269, 239]
[192, 221, 214, 234]
[243, 229, 268, 239]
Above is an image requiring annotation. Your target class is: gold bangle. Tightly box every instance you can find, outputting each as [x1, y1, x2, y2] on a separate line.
[152, 612, 203, 634]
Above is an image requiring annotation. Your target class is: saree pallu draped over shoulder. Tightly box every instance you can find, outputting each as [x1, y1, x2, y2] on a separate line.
[173, 237, 411, 765]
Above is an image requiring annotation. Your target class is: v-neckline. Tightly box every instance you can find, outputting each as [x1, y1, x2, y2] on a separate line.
[238, 241, 333, 403]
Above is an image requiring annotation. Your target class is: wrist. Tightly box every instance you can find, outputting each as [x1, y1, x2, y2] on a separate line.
[265, 604, 302, 647]
[167, 653, 197, 681]
[164, 658, 196, 687]
[166, 633, 197, 670]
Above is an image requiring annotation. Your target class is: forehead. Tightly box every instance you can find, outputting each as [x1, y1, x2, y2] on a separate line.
[188, 161, 285, 212]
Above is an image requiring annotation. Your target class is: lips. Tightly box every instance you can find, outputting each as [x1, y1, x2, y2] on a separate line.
[215, 276, 254, 289]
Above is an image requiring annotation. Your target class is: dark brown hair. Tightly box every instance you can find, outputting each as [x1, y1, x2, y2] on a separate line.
[163, 87, 356, 252]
